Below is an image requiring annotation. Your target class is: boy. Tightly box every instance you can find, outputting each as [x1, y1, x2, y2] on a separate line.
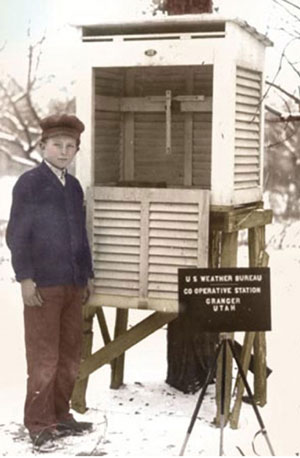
[6, 114, 94, 449]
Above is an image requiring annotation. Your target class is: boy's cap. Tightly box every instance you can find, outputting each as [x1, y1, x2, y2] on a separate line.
[40, 114, 85, 142]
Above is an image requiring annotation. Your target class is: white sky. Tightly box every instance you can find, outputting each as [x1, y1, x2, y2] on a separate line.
[0, 0, 298, 108]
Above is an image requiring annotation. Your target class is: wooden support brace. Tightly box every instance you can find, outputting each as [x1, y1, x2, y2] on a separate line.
[249, 225, 268, 407]
[95, 307, 111, 346]
[77, 312, 177, 381]
[229, 225, 269, 426]
[229, 332, 256, 429]
[215, 231, 238, 426]
[110, 308, 129, 389]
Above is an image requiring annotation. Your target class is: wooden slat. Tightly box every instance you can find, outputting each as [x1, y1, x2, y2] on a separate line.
[95, 133, 120, 145]
[149, 246, 197, 257]
[235, 156, 259, 165]
[234, 181, 258, 189]
[148, 273, 178, 283]
[236, 67, 261, 82]
[149, 203, 198, 213]
[135, 126, 184, 137]
[95, 210, 140, 220]
[235, 121, 260, 132]
[234, 172, 259, 181]
[192, 160, 212, 169]
[148, 282, 178, 292]
[236, 104, 260, 115]
[94, 219, 140, 229]
[149, 255, 198, 265]
[95, 245, 140, 255]
[235, 139, 260, 148]
[148, 264, 181, 275]
[95, 111, 122, 121]
[236, 111, 259, 123]
[149, 237, 198, 248]
[149, 228, 198, 239]
[192, 147, 211, 155]
[94, 235, 140, 246]
[235, 147, 259, 155]
[96, 270, 139, 281]
[149, 220, 198, 230]
[94, 253, 140, 263]
[94, 278, 139, 290]
[94, 262, 139, 272]
[236, 79, 261, 91]
[95, 68, 124, 79]
[148, 290, 178, 299]
[94, 287, 139, 296]
[236, 85, 261, 97]
[96, 95, 120, 111]
[94, 227, 140, 237]
[94, 201, 141, 211]
[134, 139, 183, 149]
[234, 164, 260, 173]
[149, 212, 199, 222]
[235, 130, 259, 140]
[94, 119, 121, 129]
[236, 94, 261, 106]
[94, 147, 121, 158]
[181, 98, 212, 112]
[123, 97, 165, 112]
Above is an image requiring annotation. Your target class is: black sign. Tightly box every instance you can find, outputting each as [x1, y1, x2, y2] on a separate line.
[178, 267, 271, 332]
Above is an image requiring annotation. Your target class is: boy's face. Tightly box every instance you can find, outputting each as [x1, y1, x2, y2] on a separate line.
[41, 135, 78, 169]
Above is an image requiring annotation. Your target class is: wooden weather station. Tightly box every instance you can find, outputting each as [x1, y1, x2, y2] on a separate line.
[72, 14, 273, 428]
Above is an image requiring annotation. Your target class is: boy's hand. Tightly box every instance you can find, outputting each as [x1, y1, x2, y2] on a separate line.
[82, 278, 94, 305]
[21, 279, 44, 307]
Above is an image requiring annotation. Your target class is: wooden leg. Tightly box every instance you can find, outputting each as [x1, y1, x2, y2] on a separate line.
[95, 307, 111, 346]
[249, 226, 268, 406]
[215, 231, 238, 426]
[71, 306, 95, 413]
[253, 332, 267, 406]
[229, 331, 256, 428]
[110, 308, 129, 389]
[209, 230, 221, 269]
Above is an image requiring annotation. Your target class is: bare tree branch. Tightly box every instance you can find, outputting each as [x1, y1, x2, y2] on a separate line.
[278, 0, 300, 12]
[0, 81, 33, 147]
[266, 80, 300, 104]
[267, 125, 299, 149]
[284, 53, 300, 79]
[0, 147, 38, 167]
[272, 0, 300, 22]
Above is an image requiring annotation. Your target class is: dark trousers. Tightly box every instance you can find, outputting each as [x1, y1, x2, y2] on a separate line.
[23, 285, 83, 434]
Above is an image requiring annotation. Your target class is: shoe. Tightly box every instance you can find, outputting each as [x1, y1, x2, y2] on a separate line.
[30, 429, 56, 447]
[56, 417, 93, 435]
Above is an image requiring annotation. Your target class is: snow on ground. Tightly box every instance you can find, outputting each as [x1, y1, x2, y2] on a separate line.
[0, 234, 300, 456]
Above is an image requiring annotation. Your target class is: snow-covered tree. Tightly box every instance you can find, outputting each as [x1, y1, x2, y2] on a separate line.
[0, 32, 75, 174]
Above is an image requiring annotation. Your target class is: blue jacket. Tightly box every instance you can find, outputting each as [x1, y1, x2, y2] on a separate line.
[6, 161, 93, 287]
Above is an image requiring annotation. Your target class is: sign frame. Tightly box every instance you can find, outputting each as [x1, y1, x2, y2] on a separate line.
[178, 267, 271, 332]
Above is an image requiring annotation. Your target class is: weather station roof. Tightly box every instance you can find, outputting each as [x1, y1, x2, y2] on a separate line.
[73, 14, 273, 47]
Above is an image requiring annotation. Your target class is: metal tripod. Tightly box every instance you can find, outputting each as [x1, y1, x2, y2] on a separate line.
[179, 333, 275, 456]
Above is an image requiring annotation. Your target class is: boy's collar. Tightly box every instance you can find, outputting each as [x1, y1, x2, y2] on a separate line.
[44, 160, 67, 182]
[44, 160, 67, 174]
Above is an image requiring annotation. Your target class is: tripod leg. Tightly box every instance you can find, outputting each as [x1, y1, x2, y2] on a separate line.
[179, 341, 223, 456]
[219, 340, 227, 456]
[227, 339, 275, 456]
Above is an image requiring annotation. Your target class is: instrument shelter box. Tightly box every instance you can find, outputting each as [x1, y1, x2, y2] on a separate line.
[73, 15, 272, 313]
